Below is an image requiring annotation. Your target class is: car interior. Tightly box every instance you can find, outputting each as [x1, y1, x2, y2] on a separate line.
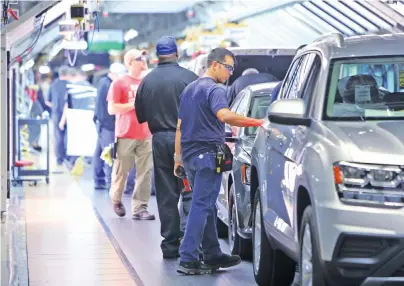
[330, 72, 404, 118]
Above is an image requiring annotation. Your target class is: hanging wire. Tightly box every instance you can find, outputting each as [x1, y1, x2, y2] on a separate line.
[81, 12, 99, 56]
[9, 12, 47, 67]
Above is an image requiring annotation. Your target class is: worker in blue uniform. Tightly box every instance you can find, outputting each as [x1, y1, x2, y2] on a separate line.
[227, 68, 278, 105]
[92, 63, 127, 189]
[174, 48, 264, 275]
[46, 66, 74, 169]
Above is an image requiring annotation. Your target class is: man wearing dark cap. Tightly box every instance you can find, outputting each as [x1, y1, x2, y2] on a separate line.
[135, 36, 198, 259]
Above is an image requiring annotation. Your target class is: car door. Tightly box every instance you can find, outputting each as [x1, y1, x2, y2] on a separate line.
[217, 89, 251, 223]
[263, 53, 321, 251]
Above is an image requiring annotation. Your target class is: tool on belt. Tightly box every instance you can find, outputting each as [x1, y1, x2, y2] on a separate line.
[176, 166, 191, 192]
[216, 143, 233, 174]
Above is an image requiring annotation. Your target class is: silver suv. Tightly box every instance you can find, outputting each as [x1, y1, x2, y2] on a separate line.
[250, 33, 404, 286]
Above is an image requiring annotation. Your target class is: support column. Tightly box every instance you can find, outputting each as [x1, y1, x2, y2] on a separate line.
[0, 31, 8, 216]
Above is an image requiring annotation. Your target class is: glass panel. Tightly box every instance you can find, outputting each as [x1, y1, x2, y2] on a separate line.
[246, 95, 271, 136]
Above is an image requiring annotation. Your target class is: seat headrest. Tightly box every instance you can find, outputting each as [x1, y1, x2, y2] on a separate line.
[341, 74, 379, 104]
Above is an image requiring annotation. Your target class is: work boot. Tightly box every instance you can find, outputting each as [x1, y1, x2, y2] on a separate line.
[203, 253, 241, 271]
[113, 202, 126, 217]
[177, 261, 211, 275]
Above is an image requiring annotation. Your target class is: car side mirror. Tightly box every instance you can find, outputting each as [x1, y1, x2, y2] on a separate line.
[267, 98, 311, 127]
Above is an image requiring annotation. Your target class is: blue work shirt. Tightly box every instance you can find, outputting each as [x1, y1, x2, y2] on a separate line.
[270, 81, 282, 105]
[94, 76, 115, 131]
[179, 77, 229, 161]
[48, 78, 69, 121]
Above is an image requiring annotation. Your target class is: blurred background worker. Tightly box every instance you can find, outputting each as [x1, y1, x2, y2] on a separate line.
[174, 48, 263, 275]
[46, 66, 74, 170]
[135, 36, 198, 259]
[227, 67, 278, 105]
[107, 49, 155, 221]
[93, 63, 127, 190]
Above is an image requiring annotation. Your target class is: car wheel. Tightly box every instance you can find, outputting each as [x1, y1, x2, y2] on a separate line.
[228, 187, 251, 259]
[252, 189, 295, 286]
[299, 206, 326, 286]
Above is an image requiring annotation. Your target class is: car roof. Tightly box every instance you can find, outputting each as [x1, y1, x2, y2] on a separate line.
[300, 33, 404, 60]
[247, 81, 280, 93]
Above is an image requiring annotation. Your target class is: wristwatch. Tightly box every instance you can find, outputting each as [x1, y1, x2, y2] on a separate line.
[174, 154, 182, 163]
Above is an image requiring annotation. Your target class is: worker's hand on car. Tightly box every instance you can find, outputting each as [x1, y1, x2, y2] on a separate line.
[173, 162, 183, 178]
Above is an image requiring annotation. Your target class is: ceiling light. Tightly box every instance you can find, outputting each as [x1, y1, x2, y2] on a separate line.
[39, 65, 50, 74]
[25, 59, 35, 70]
[81, 64, 95, 72]
[62, 39, 88, 50]
[124, 29, 138, 42]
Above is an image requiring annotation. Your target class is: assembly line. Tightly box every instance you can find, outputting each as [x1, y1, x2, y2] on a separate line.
[3, 1, 404, 286]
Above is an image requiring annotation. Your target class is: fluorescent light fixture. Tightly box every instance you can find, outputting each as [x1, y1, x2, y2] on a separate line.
[25, 59, 35, 70]
[39, 65, 50, 74]
[44, 0, 71, 26]
[62, 39, 88, 50]
[124, 29, 139, 42]
[81, 64, 95, 72]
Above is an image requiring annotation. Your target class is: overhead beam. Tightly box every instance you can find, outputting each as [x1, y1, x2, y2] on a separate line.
[5, 1, 59, 49]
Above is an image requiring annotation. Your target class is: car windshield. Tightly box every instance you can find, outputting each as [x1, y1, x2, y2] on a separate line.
[325, 57, 404, 121]
[246, 94, 271, 136]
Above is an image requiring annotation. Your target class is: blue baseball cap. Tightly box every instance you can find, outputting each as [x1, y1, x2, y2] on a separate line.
[156, 36, 177, 56]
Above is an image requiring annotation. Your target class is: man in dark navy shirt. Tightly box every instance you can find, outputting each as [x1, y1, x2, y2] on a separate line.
[174, 48, 263, 275]
[269, 80, 282, 105]
[227, 68, 278, 105]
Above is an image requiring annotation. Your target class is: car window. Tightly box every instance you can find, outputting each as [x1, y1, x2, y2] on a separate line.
[246, 95, 271, 136]
[235, 90, 250, 115]
[285, 53, 317, 99]
[325, 56, 404, 120]
[280, 58, 302, 99]
[230, 90, 245, 112]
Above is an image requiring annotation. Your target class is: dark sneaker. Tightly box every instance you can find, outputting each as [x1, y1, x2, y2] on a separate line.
[132, 210, 155, 220]
[94, 183, 106, 190]
[113, 202, 126, 217]
[177, 261, 211, 275]
[32, 145, 42, 152]
[204, 253, 241, 270]
[163, 250, 180, 259]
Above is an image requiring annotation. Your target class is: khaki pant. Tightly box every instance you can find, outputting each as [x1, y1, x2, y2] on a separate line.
[110, 137, 152, 214]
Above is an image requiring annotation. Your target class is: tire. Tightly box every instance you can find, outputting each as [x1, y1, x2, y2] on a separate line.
[299, 206, 327, 286]
[228, 186, 251, 259]
[216, 216, 228, 238]
[252, 189, 295, 286]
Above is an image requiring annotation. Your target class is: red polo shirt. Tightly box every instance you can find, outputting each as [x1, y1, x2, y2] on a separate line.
[107, 75, 151, 140]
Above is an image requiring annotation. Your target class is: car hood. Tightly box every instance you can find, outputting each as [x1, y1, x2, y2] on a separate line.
[322, 121, 404, 164]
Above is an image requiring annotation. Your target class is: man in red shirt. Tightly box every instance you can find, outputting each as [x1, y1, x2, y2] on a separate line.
[107, 49, 155, 220]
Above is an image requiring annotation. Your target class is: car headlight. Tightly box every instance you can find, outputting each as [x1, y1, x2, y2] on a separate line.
[333, 161, 404, 207]
[241, 164, 251, 185]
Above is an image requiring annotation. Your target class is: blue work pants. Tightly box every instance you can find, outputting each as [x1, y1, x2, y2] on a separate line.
[179, 152, 222, 262]
[93, 123, 115, 187]
[52, 116, 66, 165]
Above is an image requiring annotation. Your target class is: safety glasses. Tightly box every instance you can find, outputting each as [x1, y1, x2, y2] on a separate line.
[218, 62, 234, 73]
